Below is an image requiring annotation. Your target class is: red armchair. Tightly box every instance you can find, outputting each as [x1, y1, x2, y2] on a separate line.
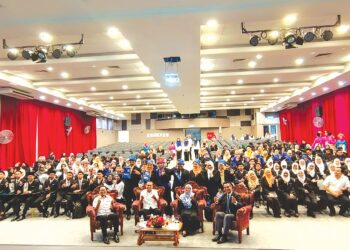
[86, 189, 125, 241]
[132, 184, 167, 225]
[233, 184, 254, 207]
[171, 181, 207, 232]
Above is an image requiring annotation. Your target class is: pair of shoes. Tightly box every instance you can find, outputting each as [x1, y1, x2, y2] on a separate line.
[17, 216, 26, 221]
[113, 235, 120, 243]
[43, 212, 49, 218]
[103, 237, 110, 244]
[54, 214, 59, 218]
[11, 216, 19, 222]
[284, 212, 291, 217]
[293, 213, 299, 218]
[307, 212, 316, 218]
[217, 235, 228, 244]
[339, 211, 350, 217]
[212, 234, 222, 242]
[329, 211, 336, 217]
[126, 214, 131, 220]
[266, 208, 272, 215]
[274, 214, 282, 218]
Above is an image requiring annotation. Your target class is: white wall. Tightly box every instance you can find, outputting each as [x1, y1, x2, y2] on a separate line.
[97, 129, 118, 147]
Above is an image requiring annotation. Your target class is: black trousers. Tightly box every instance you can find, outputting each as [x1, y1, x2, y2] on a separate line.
[22, 194, 40, 216]
[184, 151, 190, 161]
[176, 150, 182, 160]
[303, 193, 318, 214]
[280, 193, 298, 213]
[5, 196, 21, 216]
[96, 213, 119, 238]
[266, 197, 281, 216]
[326, 193, 350, 214]
[54, 192, 73, 215]
[140, 208, 161, 218]
[124, 187, 135, 215]
[194, 149, 199, 159]
[0, 194, 12, 214]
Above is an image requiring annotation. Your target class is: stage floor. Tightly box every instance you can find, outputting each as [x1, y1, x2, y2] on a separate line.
[0, 207, 346, 250]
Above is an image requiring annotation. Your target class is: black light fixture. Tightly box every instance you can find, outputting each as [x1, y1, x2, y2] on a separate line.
[304, 31, 316, 42]
[321, 30, 333, 41]
[52, 48, 62, 59]
[32, 48, 47, 63]
[249, 35, 260, 46]
[22, 49, 33, 60]
[295, 36, 304, 45]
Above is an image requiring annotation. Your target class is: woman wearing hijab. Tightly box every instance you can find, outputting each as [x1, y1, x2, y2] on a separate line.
[175, 138, 183, 160]
[204, 161, 220, 202]
[299, 159, 307, 171]
[178, 184, 200, 237]
[246, 171, 262, 217]
[189, 160, 206, 186]
[278, 169, 299, 217]
[272, 163, 282, 177]
[294, 170, 318, 218]
[290, 162, 300, 180]
[261, 168, 281, 218]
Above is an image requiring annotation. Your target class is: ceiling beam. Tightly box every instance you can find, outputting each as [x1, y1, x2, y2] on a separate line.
[88, 98, 169, 104]
[201, 81, 311, 91]
[66, 88, 163, 97]
[201, 92, 290, 99]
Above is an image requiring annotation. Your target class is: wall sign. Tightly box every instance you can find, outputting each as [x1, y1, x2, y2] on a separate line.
[146, 133, 169, 138]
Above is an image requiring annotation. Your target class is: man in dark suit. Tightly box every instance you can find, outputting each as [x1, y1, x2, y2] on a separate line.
[234, 163, 247, 185]
[54, 171, 75, 217]
[154, 158, 172, 214]
[0, 170, 10, 220]
[212, 182, 242, 244]
[71, 171, 89, 214]
[89, 171, 105, 191]
[4, 170, 26, 221]
[122, 155, 141, 220]
[36, 170, 59, 217]
[171, 159, 190, 198]
[17, 172, 41, 221]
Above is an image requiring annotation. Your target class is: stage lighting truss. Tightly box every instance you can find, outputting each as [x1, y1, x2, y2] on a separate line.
[2, 34, 84, 62]
[241, 15, 341, 49]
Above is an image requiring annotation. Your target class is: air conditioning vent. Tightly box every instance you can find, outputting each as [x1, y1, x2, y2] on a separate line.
[233, 58, 246, 63]
[0, 88, 34, 100]
[107, 65, 120, 69]
[315, 53, 332, 57]
[35, 70, 49, 73]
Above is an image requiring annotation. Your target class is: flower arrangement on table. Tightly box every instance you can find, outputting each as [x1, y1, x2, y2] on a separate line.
[146, 215, 168, 228]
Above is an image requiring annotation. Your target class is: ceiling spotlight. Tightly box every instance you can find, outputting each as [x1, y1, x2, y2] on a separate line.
[337, 25, 350, 34]
[60, 72, 69, 78]
[299, 97, 304, 101]
[136, 95, 141, 99]
[22, 49, 33, 60]
[79, 106, 84, 110]
[32, 48, 47, 63]
[65, 45, 76, 57]
[295, 58, 304, 65]
[90, 86, 96, 91]
[323, 87, 329, 91]
[7, 48, 19, 60]
[304, 31, 316, 42]
[122, 85, 128, 90]
[47, 67, 53, 72]
[123, 103, 127, 106]
[248, 61, 257, 68]
[107, 27, 121, 39]
[249, 35, 260, 46]
[39, 95, 46, 100]
[311, 92, 316, 96]
[283, 14, 298, 26]
[66, 103, 71, 107]
[321, 30, 333, 41]
[52, 48, 62, 59]
[295, 36, 304, 45]
[54, 99, 59, 104]
[256, 54, 263, 60]
[100, 69, 109, 76]
[260, 89, 265, 93]
[273, 78, 279, 83]
[237, 79, 244, 84]
[39, 32, 53, 43]
[338, 80, 345, 86]
[231, 90, 236, 94]
[285, 34, 296, 44]
[109, 96, 114, 100]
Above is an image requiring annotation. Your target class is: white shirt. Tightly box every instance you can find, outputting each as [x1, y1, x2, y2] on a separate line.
[115, 181, 124, 199]
[140, 189, 159, 209]
[323, 175, 350, 193]
[93, 195, 113, 216]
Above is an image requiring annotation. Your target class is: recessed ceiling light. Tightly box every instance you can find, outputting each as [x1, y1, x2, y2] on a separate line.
[122, 84, 128, 90]
[60, 72, 69, 78]
[272, 109, 276, 112]
[256, 54, 263, 60]
[123, 103, 127, 106]
[237, 79, 244, 84]
[109, 96, 114, 100]
[200, 59, 214, 71]
[244, 103, 247, 106]
[136, 95, 141, 99]
[206, 19, 219, 29]
[91, 86, 96, 91]
[231, 90, 236, 94]
[273, 78, 279, 82]
[323, 87, 329, 91]
[66, 103, 71, 107]
[107, 27, 121, 39]
[117, 39, 132, 50]
[311, 92, 316, 96]
[146, 102, 150, 105]
[54, 99, 59, 104]
[222, 104, 226, 107]
[337, 25, 349, 34]
[47, 67, 53, 72]
[39, 95, 46, 100]
[295, 58, 304, 65]
[299, 97, 304, 101]
[153, 106, 156, 109]
[260, 89, 265, 93]
[283, 14, 298, 26]
[100, 69, 109, 76]
[226, 98, 230, 101]
[79, 106, 84, 110]
[39, 32, 53, 43]
[201, 34, 218, 45]
[251, 97, 255, 100]
[338, 81, 345, 86]
[248, 61, 257, 68]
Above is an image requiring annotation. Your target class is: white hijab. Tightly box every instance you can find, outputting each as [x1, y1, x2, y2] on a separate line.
[315, 156, 325, 176]
[299, 159, 306, 171]
[297, 170, 306, 184]
[307, 163, 316, 178]
[281, 169, 290, 183]
[291, 163, 299, 175]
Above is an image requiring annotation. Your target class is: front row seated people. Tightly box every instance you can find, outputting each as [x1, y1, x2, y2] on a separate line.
[92, 187, 120, 244]
[139, 181, 161, 218]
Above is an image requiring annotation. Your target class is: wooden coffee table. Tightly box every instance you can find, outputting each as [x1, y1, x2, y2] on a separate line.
[136, 222, 183, 246]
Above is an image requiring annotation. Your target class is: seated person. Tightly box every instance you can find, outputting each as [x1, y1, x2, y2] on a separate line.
[139, 181, 161, 218]
[278, 169, 298, 217]
[93, 187, 120, 244]
[323, 167, 350, 217]
[212, 182, 242, 244]
[261, 168, 281, 218]
[178, 184, 200, 237]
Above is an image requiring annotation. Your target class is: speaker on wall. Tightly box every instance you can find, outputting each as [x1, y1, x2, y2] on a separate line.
[64, 116, 71, 126]
[315, 106, 323, 117]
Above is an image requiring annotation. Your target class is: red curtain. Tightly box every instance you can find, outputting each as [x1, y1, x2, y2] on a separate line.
[0, 96, 96, 169]
[0, 97, 38, 169]
[279, 86, 350, 145]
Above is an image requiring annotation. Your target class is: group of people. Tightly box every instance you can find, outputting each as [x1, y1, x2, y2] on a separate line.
[0, 134, 349, 244]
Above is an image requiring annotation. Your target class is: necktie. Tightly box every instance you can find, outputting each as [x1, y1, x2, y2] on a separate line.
[79, 180, 82, 189]
[226, 194, 231, 214]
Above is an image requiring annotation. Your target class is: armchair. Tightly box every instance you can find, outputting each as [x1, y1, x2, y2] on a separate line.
[171, 181, 207, 232]
[132, 184, 167, 225]
[233, 184, 254, 207]
[86, 188, 125, 241]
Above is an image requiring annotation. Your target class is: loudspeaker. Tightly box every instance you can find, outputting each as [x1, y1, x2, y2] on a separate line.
[315, 106, 323, 117]
[64, 116, 71, 126]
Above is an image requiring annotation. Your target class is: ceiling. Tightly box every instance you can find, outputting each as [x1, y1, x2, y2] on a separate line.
[0, 0, 350, 119]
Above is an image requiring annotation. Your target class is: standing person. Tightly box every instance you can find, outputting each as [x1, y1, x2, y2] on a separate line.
[212, 182, 242, 244]
[122, 155, 141, 220]
[183, 137, 190, 162]
[172, 159, 190, 198]
[178, 184, 200, 237]
[204, 161, 220, 202]
[168, 142, 176, 159]
[154, 158, 172, 214]
[336, 133, 348, 153]
[175, 138, 183, 160]
[193, 137, 201, 159]
[312, 131, 324, 149]
[93, 187, 120, 244]
[188, 135, 193, 161]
